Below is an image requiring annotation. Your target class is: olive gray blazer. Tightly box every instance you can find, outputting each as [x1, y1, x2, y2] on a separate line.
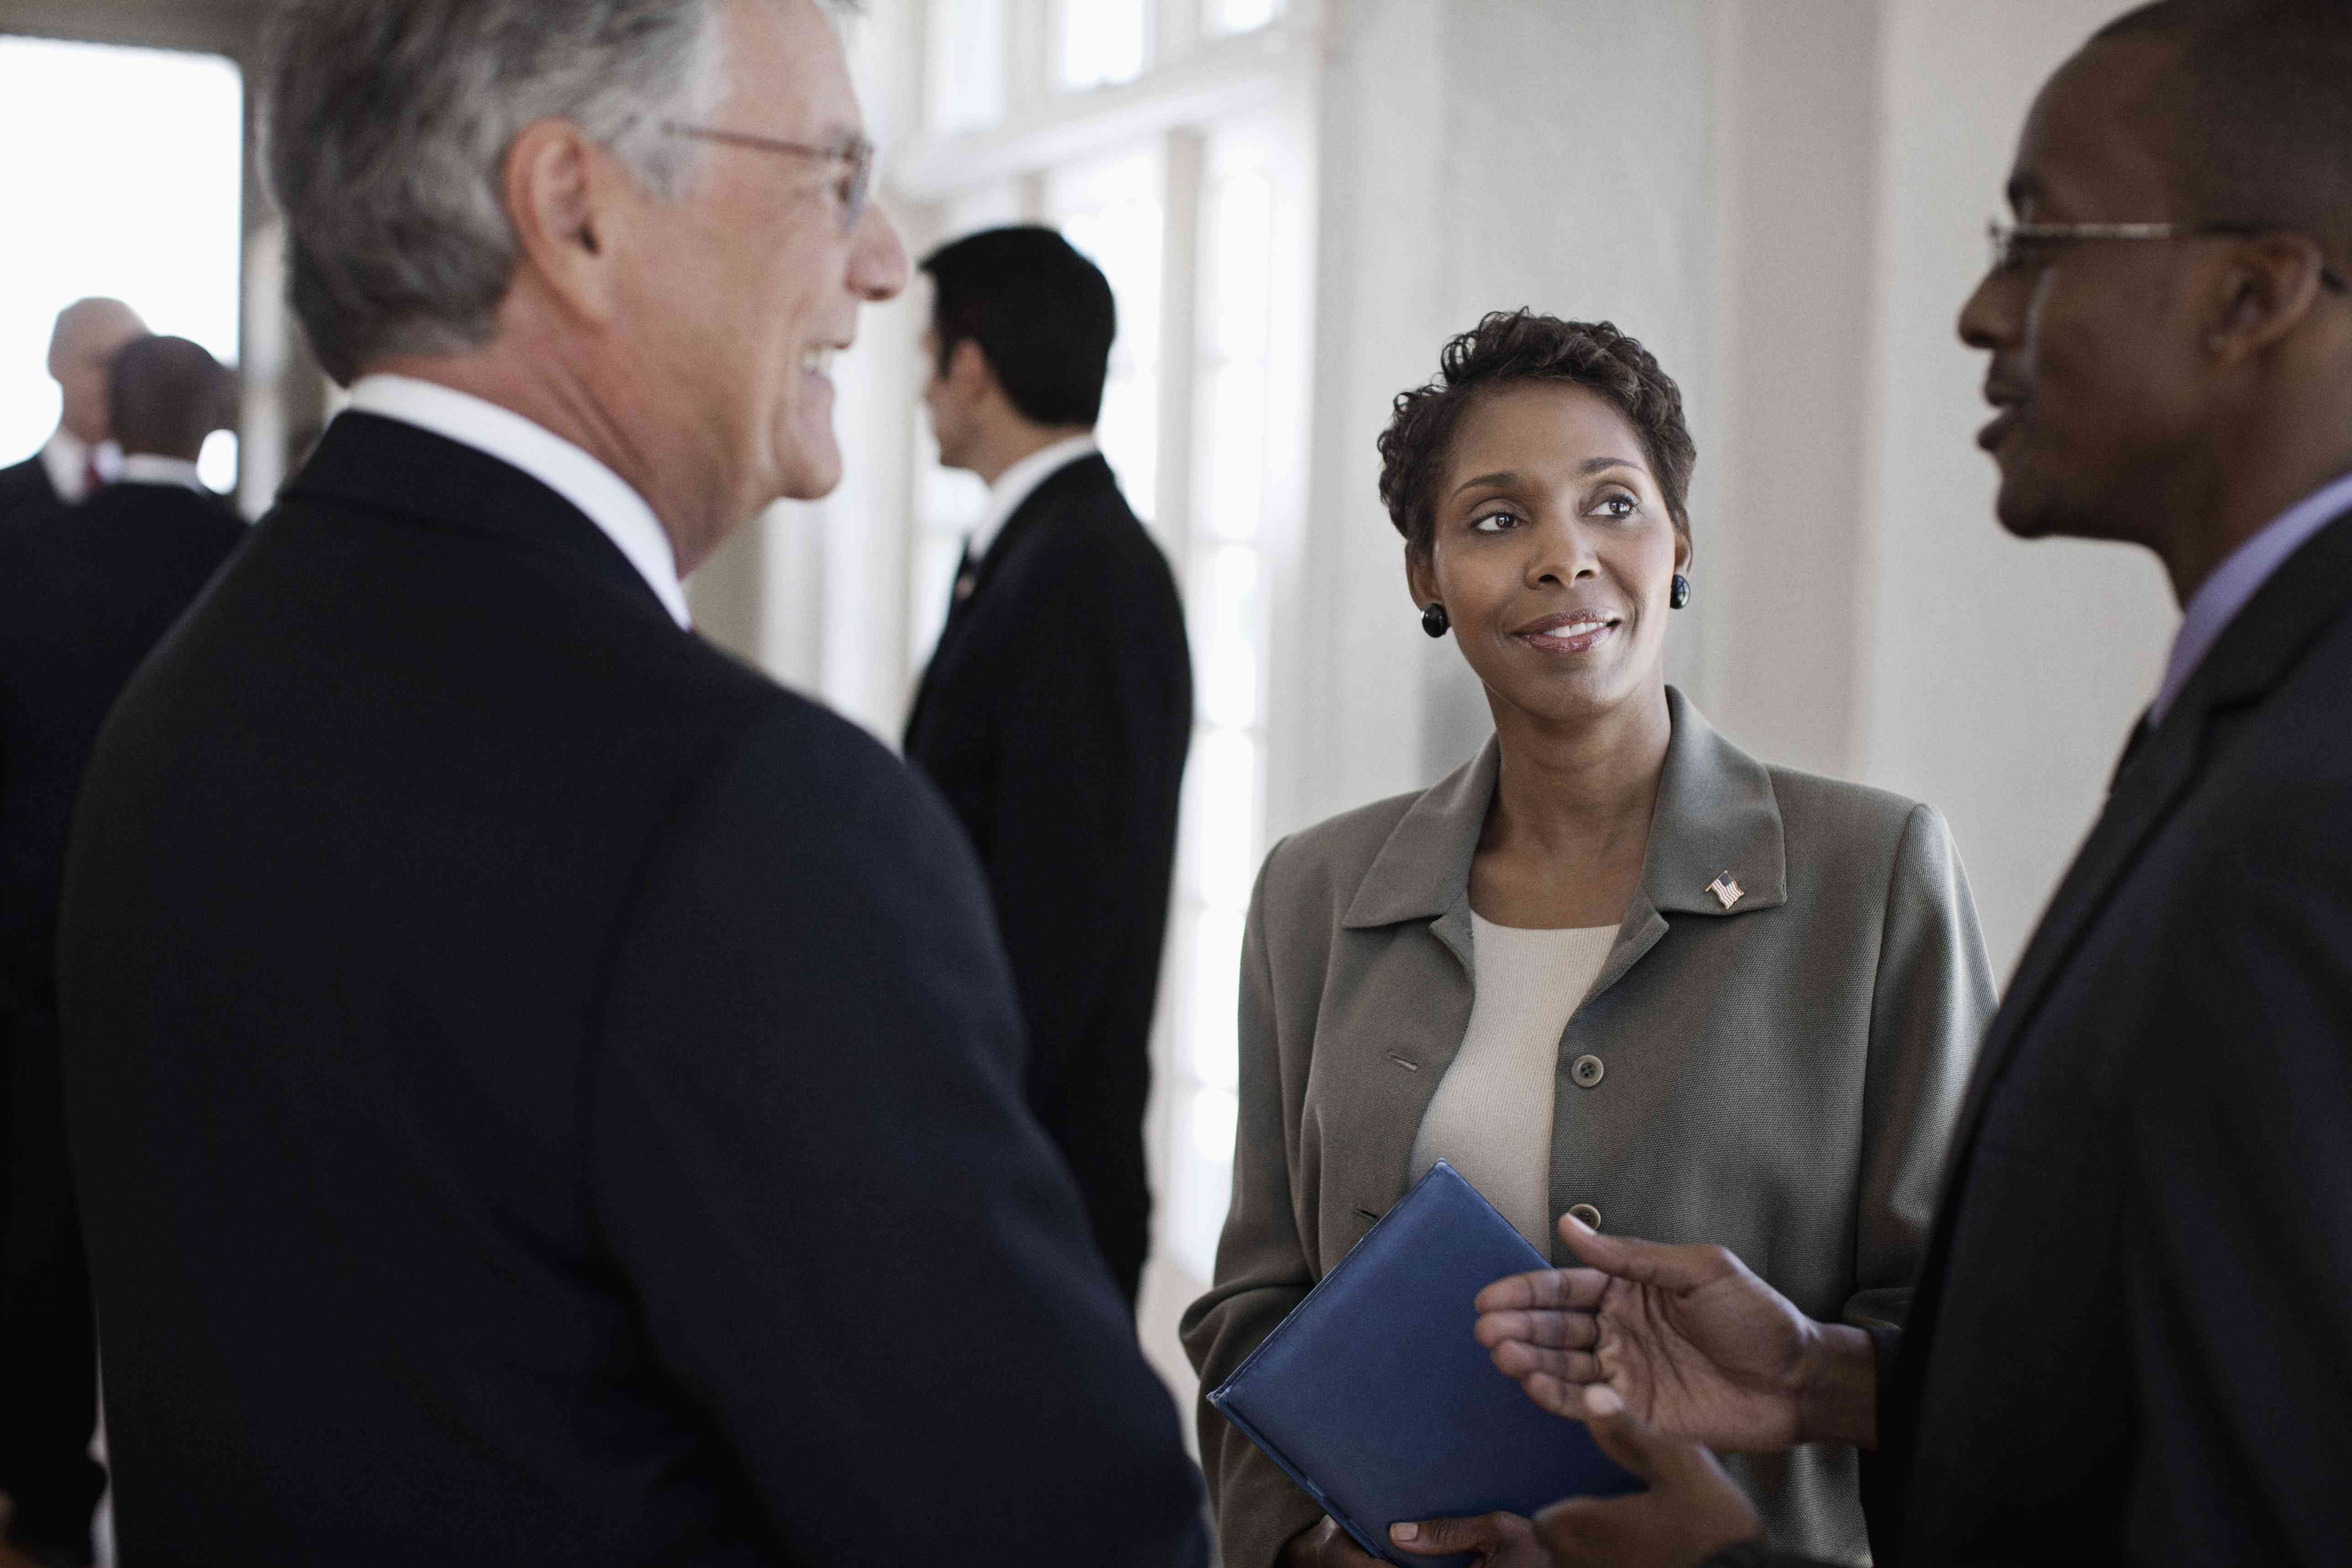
[1181, 690, 1994, 1568]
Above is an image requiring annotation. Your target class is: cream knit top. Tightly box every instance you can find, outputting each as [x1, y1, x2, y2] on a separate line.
[1408, 914, 1617, 1249]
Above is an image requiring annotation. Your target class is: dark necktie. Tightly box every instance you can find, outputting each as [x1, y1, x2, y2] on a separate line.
[80, 450, 105, 502]
[951, 539, 979, 605]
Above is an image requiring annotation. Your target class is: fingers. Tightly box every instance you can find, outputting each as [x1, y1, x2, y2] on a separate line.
[1388, 1512, 1514, 1557]
[1516, 1369, 1598, 1420]
[1475, 1307, 1601, 1352]
[1567, 1384, 1666, 1484]
[1474, 1266, 1608, 1314]
[1533, 1393, 1767, 1568]
[1489, 1339, 1600, 1386]
[1556, 1213, 1732, 1293]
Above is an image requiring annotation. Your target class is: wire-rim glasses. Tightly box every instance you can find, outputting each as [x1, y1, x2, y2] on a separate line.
[1987, 218, 2350, 292]
[661, 121, 875, 232]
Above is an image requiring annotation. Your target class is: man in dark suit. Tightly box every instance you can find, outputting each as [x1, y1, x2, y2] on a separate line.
[57, 4, 1206, 1566]
[0, 300, 146, 529]
[0, 334, 239, 1567]
[905, 226, 1193, 1309]
[1455, 5, 2352, 1567]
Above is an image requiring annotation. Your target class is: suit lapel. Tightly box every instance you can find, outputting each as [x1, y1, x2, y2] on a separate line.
[903, 456, 1113, 752]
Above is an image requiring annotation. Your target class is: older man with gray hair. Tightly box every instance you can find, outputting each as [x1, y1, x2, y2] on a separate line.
[55, 4, 1209, 1565]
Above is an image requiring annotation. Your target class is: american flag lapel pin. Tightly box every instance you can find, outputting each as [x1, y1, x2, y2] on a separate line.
[1707, 872, 1745, 910]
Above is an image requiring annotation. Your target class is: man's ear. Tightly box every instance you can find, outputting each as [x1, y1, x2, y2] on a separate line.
[2207, 234, 2330, 363]
[504, 119, 623, 326]
[948, 337, 998, 404]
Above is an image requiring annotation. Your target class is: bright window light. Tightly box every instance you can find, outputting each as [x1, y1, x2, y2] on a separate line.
[1209, 0, 1282, 36]
[928, 0, 1007, 134]
[1056, 0, 1148, 92]
[0, 37, 243, 490]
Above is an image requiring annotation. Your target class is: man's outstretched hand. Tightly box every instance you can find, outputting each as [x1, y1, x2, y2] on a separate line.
[1533, 1384, 1764, 1568]
[1472, 1212, 1877, 1453]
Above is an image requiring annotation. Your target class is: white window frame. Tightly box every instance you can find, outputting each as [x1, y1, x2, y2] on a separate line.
[890, 0, 1319, 1417]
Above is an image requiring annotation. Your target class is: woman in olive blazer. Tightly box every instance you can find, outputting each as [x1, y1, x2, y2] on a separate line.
[1181, 314, 1994, 1568]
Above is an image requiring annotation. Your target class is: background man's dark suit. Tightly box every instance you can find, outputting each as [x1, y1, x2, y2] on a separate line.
[58, 416, 1207, 1567]
[0, 476, 245, 1557]
[903, 453, 1192, 1305]
[1828, 508, 2352, 1563]
[0, 455, 64, 526]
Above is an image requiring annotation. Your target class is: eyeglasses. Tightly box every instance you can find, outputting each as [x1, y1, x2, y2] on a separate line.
[661, 121, 875, 232]
[1987, 219, 2350, 292]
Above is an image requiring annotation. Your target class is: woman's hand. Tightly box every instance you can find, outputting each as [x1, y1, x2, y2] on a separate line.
[1389, 1510, 1550, 1565]
[1473, 1212, 1874, 1452]
[1533, 1385, 1763, 1568]
[1285, 1517, 1386, 1566]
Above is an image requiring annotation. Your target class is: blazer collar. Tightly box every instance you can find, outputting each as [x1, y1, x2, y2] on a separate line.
[960, 453, 1116, 604]
[1342, 686, 1789, 931]
[285, 412, 676, 627]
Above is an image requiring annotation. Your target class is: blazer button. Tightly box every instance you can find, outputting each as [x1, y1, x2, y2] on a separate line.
[1567, 1203, 1602, 1231]
[1570, 1054, 1605, 1088]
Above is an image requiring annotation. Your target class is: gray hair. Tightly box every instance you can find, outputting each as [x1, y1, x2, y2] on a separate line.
[262, 0, 724, 384]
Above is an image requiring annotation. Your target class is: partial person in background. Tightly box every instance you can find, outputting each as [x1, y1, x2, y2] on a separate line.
[1474, 4, 2352, 1564]
[1183, 311, 1993, 1568]
[905, 225, 1193, 1308]
[0, 333, 238, 1568]
[0, 299, 147, 527]
[57, 3, 1206, 1565]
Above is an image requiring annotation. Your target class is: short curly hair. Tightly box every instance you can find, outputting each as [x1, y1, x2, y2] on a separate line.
[1377, 311, 1697, 561]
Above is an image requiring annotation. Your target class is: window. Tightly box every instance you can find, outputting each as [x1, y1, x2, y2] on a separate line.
[1165, 122, 1295, 1280]
[1208, 0, 1284, 37]
[900, 1, 1315, 1383]
[0, 37, 244, 492]
[1055, 0, 1150, 92]
[1046, 147, 1165, 528]
[927, 0, 1007, 135]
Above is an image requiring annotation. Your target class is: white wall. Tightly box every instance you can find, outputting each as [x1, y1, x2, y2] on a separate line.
[1263, 0, 2168, 979]
[1281, 0, 1719, 841]
[1851, 0, 2173, 972]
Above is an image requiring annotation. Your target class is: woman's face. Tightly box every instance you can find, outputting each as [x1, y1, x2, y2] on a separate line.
[1409, 381, 1689, 728]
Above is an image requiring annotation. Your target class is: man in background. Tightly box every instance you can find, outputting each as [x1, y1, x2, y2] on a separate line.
[57, 3, 1205, 1563]
[0, 299, 147, 527]
[1466, 3, 2352, 1564]
[905, 225, 1193, 1309]
[0, 334, 238, 1568]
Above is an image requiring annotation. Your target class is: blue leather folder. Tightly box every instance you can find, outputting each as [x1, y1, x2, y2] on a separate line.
[1206, 1161, 1640, 1567]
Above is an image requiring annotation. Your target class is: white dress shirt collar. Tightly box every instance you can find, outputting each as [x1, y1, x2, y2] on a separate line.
[968, 433, 1100, 562]
[118, 454, 211, 492]
[39, 428, 119, 504]
[2149, 467, 2352, 724]
[343, 374, 690, 628]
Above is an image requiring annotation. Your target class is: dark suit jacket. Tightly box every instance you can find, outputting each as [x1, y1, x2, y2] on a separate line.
[902, 454, 1192, 1300]
[0, 453, 63, 526]
[1724, 507, 2352, 1567]
[0, 480, 246, 1012]
[58, 415, 1208, 1568]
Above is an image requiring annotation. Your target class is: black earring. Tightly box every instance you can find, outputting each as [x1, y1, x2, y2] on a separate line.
[1670, 575, 1692, 610]
[1421, 602, 1450, 638]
